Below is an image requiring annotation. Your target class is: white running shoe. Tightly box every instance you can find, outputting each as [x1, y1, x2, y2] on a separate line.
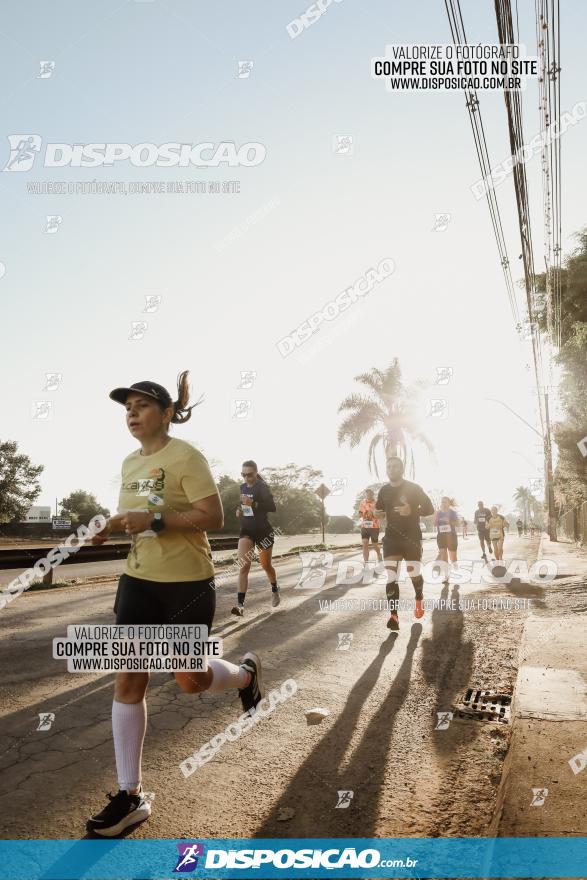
[231, 604, 244, 617]
[271, 588, 281, 607]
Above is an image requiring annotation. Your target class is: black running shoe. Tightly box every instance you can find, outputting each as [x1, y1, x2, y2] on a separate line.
[387, 612, 400, 631]
[238, 651, 264, 713]
[86, 789, 151, 837]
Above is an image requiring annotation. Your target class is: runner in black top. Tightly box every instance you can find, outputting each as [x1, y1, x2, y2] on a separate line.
[231, 460, 279, 616]
[474, 501, 493, 561]
[375, 456, 434, 631]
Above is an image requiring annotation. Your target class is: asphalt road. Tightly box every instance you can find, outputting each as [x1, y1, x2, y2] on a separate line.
[0, 534, 543, 840]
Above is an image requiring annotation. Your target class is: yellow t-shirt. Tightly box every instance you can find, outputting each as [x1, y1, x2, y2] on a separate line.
[488, 515, 504, 539]
[118, 438, 219, 582]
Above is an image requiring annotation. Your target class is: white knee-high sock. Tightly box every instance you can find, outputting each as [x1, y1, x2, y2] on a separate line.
[112, 699, 147, 791]
[206, 659, 249, 693]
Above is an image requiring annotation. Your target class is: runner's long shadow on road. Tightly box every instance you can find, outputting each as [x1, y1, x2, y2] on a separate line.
[257, 624, 422, 838]
[420, 583, 474, 756]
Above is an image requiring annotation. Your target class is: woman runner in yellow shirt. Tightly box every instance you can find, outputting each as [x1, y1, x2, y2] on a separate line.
[487, 506, 506, 561]
[86, 372, 264, 838]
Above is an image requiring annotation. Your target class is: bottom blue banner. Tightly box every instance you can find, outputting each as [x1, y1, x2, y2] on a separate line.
[0, 837, 585, 879]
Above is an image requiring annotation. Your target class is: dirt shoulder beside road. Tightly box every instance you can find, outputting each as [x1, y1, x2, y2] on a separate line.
[492, 537, 587, 837]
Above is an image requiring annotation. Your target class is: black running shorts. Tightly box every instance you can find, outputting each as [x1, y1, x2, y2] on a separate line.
[239, 527, 275, 549]
[360, 527, 380, 542]
[114, 573, 216, 630]
[382, 534, 423, 561]
[436, 531, 458, 552]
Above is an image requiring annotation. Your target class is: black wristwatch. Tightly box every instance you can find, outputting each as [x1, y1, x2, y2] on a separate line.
[151, 512, 165, 533]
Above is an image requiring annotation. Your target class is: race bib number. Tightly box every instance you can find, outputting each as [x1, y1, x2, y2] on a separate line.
[477, 517, 485, 524]
[361, 520, 374, 528]
[439, 524, 451, 533]
[242, 505, 254, 517]
[490, 527, 501, 538]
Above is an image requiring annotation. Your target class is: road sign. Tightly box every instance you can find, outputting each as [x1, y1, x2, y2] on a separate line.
[52, 517, 71, 530]
[315, 484, 331, 500]
[24, 506, 52, 523]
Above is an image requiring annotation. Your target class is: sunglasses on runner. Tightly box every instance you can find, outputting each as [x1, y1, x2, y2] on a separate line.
[241, 471, 255, 477]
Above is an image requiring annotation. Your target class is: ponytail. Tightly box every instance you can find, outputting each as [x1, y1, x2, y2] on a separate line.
[170, 370, 204, 424]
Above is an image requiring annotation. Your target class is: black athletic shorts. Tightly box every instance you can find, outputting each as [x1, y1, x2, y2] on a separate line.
[239, 527, 275, 549]
[114, 573, 216, 630]
[437, 531, 458, 552]
[382, 534, 423, 561]
[477, 527, 492, 543]
[360, 527, 380, 542]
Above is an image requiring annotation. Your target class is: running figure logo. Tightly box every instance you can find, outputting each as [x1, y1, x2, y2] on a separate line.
[434, 711, 453, 730]
[237, 60, 254, 78]
[237, 370, 257, 389]
[232, 399, 252, 419]
[32, 401, 52, 420]
[335, 790, 354, 808]
[435, 366, 453, 386]
[332, 135, 353, 156]
[296, 552, 333, 589]
[336, 633, 353, 651]
[173, 843, 204, 873]
[432, 212, 451, 231]
[36, 712, 55, 731]
[428, 399, 448, 419]
[43, 373, 62, 391]
[38, 61, 55, 79]
[44, 215, 62, 234]
[4, 134, 42, 171]
[129, 321, 148, 340]
[530, 788, 548, 806]
[143, 295, 162, 313]
[329, 477, 347, 496]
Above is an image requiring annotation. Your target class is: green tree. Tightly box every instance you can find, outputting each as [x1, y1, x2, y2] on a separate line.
[0, 441, 44, 523]
[536, 229, 587, 508]
[327, 515, 354, 534]
[272, 485, 322, 534]
[513, 486, 533, 528]
[217, 475, 241, 534]
[337, 359, 433, 478]
[218, 465, 325, 535]
[59, 491, 110, 528]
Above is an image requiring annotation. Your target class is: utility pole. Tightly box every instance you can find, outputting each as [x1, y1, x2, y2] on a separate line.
[544, 393, 557, 541]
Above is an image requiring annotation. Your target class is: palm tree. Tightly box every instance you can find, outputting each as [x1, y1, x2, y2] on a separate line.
[337, 359, 433, 478]
[513, 486, 533, 530]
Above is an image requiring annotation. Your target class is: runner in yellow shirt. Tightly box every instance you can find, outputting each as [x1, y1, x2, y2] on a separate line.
[86, 373, 264, 837]
[488, 507, 506, 561]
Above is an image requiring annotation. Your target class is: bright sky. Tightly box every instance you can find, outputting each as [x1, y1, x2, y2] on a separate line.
[0, 0, 585, 523]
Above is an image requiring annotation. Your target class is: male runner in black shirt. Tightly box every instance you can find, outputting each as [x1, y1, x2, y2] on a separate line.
[375, 456, 434, 631]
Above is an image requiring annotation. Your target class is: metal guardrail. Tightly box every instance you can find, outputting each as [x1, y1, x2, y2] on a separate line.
[0, 537, 239, 583]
